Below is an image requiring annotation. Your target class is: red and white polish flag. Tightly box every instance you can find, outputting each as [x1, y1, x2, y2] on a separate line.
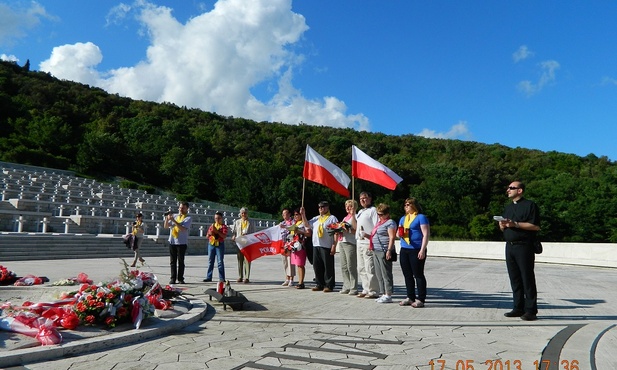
[352, 145, 403, 190]
[236, 225, 285, 263]
[303, 145, 351, 197]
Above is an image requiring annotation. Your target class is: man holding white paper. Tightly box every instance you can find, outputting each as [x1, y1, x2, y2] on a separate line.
[498, 181, 541, 321]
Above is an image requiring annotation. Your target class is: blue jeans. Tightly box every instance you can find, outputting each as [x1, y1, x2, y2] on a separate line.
[207, 242, 225, 281]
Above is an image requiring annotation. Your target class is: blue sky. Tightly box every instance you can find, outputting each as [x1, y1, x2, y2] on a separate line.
[2, 0, 617, 161]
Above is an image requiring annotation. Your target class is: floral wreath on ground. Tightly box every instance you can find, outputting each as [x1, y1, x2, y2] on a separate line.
[0, 260, 183, 346]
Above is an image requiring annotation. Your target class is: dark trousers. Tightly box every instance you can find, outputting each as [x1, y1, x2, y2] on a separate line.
[313, 246, 335, 289]
[505, 242, 537, 314]
[169, 244, 187, 282]
[400, 248, 427, 302]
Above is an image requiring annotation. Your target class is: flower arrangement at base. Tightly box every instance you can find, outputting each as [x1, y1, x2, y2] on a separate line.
[0, 259, 173, 345]
[69, 260, 157, 329]
[326, 221, 352, 236]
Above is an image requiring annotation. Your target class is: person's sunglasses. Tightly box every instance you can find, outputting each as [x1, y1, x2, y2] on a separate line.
[507, 186, 520, 190]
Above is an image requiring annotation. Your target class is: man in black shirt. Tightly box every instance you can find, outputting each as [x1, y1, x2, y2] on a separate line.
[499, 181, 541, 321]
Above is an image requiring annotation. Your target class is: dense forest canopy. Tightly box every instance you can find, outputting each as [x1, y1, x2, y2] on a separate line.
[2, 60, 617, 242]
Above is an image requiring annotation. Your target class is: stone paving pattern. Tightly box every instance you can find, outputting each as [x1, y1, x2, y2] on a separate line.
[1, 253, 616, 369]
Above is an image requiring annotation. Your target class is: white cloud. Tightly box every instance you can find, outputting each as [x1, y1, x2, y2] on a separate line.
[0, 2, 53, 46]
[513, 45, 533, 63]
[40, 42, 102, 86]
[105, 3, 132, 26]
[601, 76, 617, 86]
[417, 121, 472, 140]
[38, 0, 370, 131]
[1, 53, 19, 62]
[517, 60, 560, 96]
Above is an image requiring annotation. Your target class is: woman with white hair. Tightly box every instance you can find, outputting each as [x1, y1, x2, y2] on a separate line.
[231, 207, 255, 283]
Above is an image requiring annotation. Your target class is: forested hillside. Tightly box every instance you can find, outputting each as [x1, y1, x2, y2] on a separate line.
[2, 60, 617, 242]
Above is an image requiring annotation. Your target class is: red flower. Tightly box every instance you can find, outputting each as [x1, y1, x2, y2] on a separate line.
[79, 284, 91, 293]
[60, 311, 80, 330]
[85, 315, 96, 324]
[117, 306, 128, 317]
[96, 292, 105, 299]
[76, 302, 87, 312]
[106, 293, 115, 300]
[104, 316, 116, 326]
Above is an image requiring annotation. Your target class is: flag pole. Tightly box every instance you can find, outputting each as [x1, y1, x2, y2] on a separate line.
[301, 177, 306, 208]
[351, 145, 354, 202]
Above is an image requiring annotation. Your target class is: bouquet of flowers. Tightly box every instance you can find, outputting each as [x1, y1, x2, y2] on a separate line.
[71, 283, 133, 328]
[69, 262, 157, 328]
[283, 234, 303, 254]
[0, 298, 79, 345]
[13, 274, 49, 286]
[51, 272, 93, 286]
[0, 265, 17, 285]
[0, 260, 170, 345]
[0, 314, 62, 345]
[326, 221, 352, 236]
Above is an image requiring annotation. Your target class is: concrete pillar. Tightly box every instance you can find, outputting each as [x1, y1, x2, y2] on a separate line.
[17, 215, 25, 232]
[41, 217, 49, 233]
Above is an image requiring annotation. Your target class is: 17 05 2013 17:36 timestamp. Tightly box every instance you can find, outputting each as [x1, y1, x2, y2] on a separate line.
[429, 359, 580, 370]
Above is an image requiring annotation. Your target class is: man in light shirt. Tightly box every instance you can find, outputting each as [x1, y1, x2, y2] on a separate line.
[164, 201, 192, 285]
[355, 192, 380, 299]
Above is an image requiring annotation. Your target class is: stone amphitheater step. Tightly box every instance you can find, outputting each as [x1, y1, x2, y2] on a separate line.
[0, 234, 234, 261]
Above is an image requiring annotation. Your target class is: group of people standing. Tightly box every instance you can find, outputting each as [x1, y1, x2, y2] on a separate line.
[159, 179, 540, 319]
[293, 192, 430, 306]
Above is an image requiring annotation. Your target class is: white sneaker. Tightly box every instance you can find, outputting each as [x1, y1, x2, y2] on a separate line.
[281, 280, 289, 286]
[376, 296, 393, 303]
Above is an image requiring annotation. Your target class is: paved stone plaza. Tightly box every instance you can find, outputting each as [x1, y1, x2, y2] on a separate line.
[1, 254, 616, 369]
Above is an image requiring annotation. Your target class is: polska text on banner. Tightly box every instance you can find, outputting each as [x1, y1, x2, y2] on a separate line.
[235, 225, 285, 263]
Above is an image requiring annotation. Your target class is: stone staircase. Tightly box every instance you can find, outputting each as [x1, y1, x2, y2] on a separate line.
[0, 233, 237, 261]
[0, 162, 270, 261]
[0, 234, 169, 261]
